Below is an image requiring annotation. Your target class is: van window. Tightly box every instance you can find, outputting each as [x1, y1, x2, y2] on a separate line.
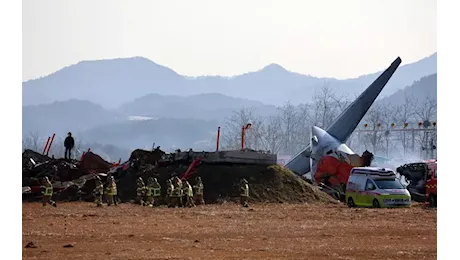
[374, 179, 404, 189]
[365, 179, 376, 190]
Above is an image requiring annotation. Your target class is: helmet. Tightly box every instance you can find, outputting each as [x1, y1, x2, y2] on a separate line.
[95, 176, 101, 181]
[166, 179, 171, 184]
[196, 176, 201, 182]
[43, 176, 49, 182]
[153, 178, 158, 183]
[147, 177, 154, 183]
[241, 178, 248, 184]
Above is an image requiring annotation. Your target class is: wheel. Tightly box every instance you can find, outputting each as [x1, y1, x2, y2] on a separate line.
[347, 197, 355, 208]
[372, 199, 380, 208]
[429, 194, 437, 207]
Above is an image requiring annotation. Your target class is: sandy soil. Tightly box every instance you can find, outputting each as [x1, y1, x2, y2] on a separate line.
[22, 202, 437, 260]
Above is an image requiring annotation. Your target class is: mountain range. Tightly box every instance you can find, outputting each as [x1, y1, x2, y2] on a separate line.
[23, 53, 437, 108]
[22, 53, 437, 160]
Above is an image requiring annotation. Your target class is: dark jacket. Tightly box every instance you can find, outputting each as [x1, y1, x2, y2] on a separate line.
[64, 136, 75, 149]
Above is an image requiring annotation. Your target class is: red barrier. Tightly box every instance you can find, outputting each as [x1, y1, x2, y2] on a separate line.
[216, 126, 221, 152]
[42, 136, 51, 155]
[45, 133, 55, 156]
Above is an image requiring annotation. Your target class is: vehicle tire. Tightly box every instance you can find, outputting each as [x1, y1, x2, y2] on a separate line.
[372, 199, 380, 208]
[347, 197, 355, 208]
[429, 194, 437, 207]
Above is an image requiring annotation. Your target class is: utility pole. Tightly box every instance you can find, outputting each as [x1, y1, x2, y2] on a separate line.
[356, 121, 436, 158]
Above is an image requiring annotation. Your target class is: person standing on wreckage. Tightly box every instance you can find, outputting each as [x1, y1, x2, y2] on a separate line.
[64, 132, 75, 160]
[41, 176, 57, 207]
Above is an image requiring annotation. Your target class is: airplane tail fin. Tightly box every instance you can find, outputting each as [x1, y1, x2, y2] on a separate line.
[326, 57, 402, 143]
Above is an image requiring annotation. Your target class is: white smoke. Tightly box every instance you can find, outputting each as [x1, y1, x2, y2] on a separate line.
[371, 152, 427, 186]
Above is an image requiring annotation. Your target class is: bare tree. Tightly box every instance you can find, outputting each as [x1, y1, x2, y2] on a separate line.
[312, 85, 346, 129]
[360, 103, 387, 153]
[277, 101, 302, 154]
[393, 94, 417, 155]
[288, 103, 314, 154]
[414, 95, 437, 158]
[22, 132, 42, 152]
[415, 95, 437, 122]
[256, 115, 284, 154]
[221, 107, 265, 150]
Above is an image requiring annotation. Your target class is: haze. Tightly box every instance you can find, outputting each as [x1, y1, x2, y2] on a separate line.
[23, 0, 436, 81]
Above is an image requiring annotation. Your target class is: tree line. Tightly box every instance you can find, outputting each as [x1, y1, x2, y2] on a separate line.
[220, 86, 437, 159]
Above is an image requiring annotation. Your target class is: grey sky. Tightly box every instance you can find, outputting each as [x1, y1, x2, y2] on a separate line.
[23, 0, 436, 81]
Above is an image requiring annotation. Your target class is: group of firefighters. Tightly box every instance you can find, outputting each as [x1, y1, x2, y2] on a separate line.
[40, 174, 250, 208]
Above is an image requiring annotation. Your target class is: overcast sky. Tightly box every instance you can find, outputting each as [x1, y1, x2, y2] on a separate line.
[23, 0, 436, 81]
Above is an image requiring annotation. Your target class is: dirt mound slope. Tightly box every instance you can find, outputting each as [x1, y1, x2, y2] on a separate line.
[117, 162, 336, 204]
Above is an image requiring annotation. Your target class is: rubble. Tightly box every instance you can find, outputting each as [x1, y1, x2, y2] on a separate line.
[22, 148, 336, 204]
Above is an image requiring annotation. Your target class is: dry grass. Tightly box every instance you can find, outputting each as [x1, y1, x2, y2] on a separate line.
[22, 202, 437, 260]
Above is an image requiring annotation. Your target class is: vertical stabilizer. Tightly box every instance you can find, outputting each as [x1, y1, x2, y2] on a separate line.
[326, 57, 402, 143]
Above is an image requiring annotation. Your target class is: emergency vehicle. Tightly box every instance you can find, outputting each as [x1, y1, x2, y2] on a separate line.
[397, 160, 437, 207]
[345, 167, 411, 208]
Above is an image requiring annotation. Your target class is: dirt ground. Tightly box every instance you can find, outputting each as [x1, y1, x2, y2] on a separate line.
[22, 202, 437, 260]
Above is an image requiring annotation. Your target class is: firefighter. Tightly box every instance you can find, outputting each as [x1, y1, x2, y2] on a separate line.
[175, 176, 184, 207]
[166, 179, 173, 206]
[105, 176, 117, 206]
[93, 176, 104, 207]
[183, 181, 195, 207]
[146, 177, 162, 206]
[240, 178, 249, 207]
[136, 177, 146, 206]
[40, 176, 57, 207]
[169, 177, 182, 208]
[151, 178, 161, 206]
[193, 176, 205, 205]
[112, 176, 118, 206]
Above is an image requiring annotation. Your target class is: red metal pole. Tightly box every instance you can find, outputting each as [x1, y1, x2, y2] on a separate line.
[80, 148, 91, 161]
[80, 152, 86, 161]
[42, 137, 51, 155]
[241, 126, 245, 150]
[216, 126, 221, 151]
[46, 133, 56, 156]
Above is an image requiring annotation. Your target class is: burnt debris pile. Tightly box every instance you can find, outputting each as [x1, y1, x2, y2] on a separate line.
[22, 148, 336, 204]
